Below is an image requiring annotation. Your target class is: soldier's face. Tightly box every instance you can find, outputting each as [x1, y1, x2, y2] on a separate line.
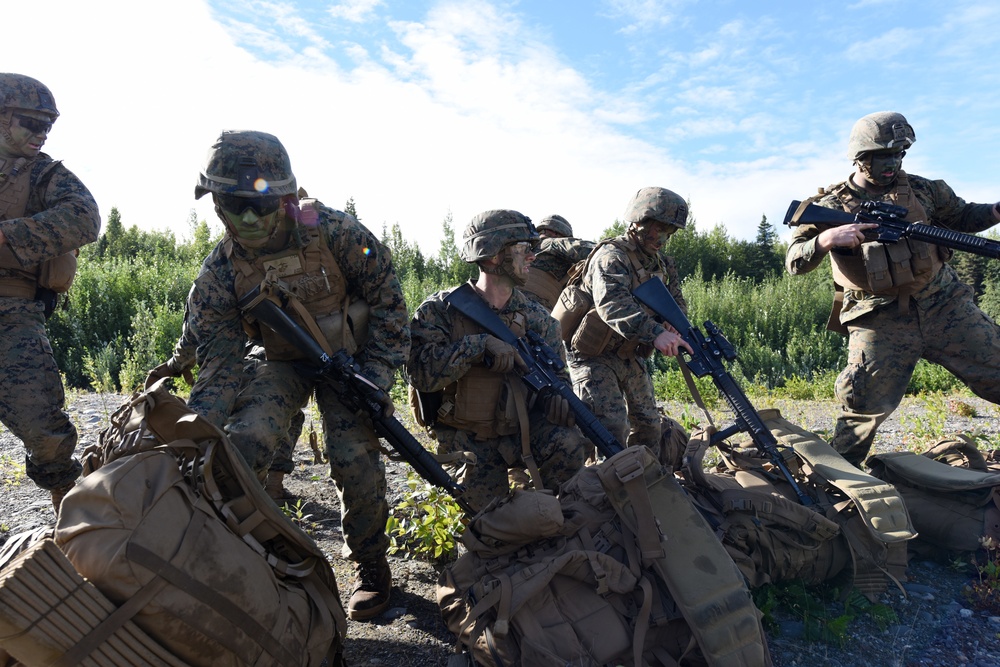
[859, 149, 905, 187]
[506, 241, 535, 283]
[0, 111, 54, 159]
[636, 221, 676, 254]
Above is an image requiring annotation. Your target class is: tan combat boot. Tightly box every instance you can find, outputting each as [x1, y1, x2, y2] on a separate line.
[348, 556, 392, 620]
[265, 471, 295, 501]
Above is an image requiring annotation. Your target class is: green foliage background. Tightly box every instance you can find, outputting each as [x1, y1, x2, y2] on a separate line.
[50, 202, 993, 397]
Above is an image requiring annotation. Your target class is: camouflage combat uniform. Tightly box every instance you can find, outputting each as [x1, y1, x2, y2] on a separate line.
[0, 152, 99, 491]
[567, 237, 687, 449]
[521, 236, 595, 310]
[184, 202, 409, 561]
[407, 283, 585, 512]
[787, 173, 1000, 465]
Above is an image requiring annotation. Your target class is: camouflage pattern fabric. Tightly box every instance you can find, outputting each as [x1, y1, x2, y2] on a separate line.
[0, 155, 99, 490]
[521, 235, 595, 309]
[183, 202, 408, 562]
[407, 284, 585, 511]
[787, 174, 1000, 465]
[567, 235, 685, 451]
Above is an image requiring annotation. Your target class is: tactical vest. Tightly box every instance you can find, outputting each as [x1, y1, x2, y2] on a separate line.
[824, 172, 944, 299]
[228, 200, 368, 361]
[435, 292, 528, 441]
[569, 236, 665, 359]
[0, 155, 77, 298]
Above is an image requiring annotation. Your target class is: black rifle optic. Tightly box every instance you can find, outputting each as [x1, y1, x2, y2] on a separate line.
[444, 283, 624, 458]
[237, 286, 475, 514]
[785, 200, 1000, 259]
[632, 278, 813, 506]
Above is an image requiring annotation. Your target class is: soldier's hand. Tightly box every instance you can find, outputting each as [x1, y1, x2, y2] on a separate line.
[653, 330, 693, 357]
[545, 394, 575, 428]
[817, 223, 878, 252]
[482, 335, 527, 374]
[145, 358, 194, 389]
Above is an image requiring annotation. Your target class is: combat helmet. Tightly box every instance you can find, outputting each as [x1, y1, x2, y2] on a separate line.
[460, 209, 538, 263]
[195, 130, 297, 200]
[0, 73, 59, 119]
[624, 187, 688, 230]
[536, 214, 573, 238]
[847, 112, 914, 160]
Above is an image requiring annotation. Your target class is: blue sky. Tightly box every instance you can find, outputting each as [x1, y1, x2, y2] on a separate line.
[8, 0, 1000, 252]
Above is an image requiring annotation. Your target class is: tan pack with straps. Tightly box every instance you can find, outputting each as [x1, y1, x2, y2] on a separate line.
[437, 446, 772, 666]
[868, 434, 1000, 557]
[47, 379, 347, 667]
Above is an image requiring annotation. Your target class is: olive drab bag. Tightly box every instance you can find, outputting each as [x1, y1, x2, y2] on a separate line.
[50, 379, 347, 667]
[677, 410, 915, 599]
[437, 445, 772, 667]
[867, 434, 1000, 558]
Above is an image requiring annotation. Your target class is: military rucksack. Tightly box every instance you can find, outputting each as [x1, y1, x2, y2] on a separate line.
[867, 434, 1000, 558]
[678, 410, 915, 599]
[47, 379, 347, 666]
[437, 445, 772, 666]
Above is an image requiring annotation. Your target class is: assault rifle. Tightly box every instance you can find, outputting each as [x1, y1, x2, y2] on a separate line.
[237, 286, 476, 514]
[444, 283, 624, 458]
[784, 199, 1000, 258]
[632, 278, 813, 505]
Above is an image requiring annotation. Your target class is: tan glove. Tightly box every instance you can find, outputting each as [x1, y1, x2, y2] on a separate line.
[145, 358, 195, 388]
[545, 394, 576, 428]
[483, 335, 527, 374]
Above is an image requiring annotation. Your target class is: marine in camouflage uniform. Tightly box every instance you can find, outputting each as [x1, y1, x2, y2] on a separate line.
[166, 130, 408, 620]
[520, 214, 596, 311]
[0, 74, 100, 512]
[406, 210, 585, 513]
[564, 188, 691, 452]
[787, 111, 1000, 466]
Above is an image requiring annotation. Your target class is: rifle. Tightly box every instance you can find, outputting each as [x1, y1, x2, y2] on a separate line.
[784, 199, 1000, 258]
[444, 283, 624, 458]
[237, 286, 476, 514]
[632, 278, 813, 505]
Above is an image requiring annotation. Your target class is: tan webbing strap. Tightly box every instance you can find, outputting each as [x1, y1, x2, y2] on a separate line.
[680, 360, 715, 429]
[605, 451, 665, 561]
[510, 381, 543, 491]
[632, 576, 654, 667]
[52, 510, 211, 667]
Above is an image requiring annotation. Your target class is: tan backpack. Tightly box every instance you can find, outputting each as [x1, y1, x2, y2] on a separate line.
[867, 434, 1000, 558]
[49, 379, 347, 667]
[437, 446, 772, 667]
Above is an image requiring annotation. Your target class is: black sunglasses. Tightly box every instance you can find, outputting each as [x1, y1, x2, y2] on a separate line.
[12, 114, 54, 135]
[216, 193, 282, 217]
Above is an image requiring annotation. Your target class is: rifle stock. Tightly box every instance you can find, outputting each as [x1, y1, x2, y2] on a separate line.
[237, 286, 476, 514]
[785, 200, 1000, 259]
[632, 278, 813, 505]
[444, 283, 624, 458]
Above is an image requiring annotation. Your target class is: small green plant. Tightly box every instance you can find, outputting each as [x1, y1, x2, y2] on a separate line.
[948, 398, 978, 418]
[387, 472, 465, 561]
[279, 498, 317, 535]
[962, 536, 1000, 615]
[900, 392, 949, 445]
[1, 454, 26, 488]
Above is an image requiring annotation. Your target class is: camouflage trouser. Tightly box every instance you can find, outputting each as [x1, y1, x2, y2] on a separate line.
[0, 302, 80, 490]
[832, 280, 1000, 466]
[226, 359, 389, 562]
[432, 411, 585, 513]
[241, 345, 306, 474]
[568, 351, 662, 452]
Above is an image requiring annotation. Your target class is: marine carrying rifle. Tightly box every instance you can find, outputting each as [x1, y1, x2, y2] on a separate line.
[237, 286, 476, 514]
[632, 278, 813, 505]
[784, 199, 1000, 258]
[444, 283, 624, 458]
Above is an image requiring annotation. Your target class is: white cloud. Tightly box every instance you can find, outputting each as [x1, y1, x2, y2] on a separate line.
[329, 0, 385, 23]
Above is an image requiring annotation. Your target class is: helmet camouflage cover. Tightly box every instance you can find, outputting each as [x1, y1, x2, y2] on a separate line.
[847, 111, 915, 160]
[624, 187, 687, 230]
[460, 209, 538, 262]
[536, 214, 573, 237]
[195, 130, 297, 199]
[0, 73, 59, 118]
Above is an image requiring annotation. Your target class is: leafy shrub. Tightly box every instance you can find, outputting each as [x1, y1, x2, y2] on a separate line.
[387, 472, 465, 561]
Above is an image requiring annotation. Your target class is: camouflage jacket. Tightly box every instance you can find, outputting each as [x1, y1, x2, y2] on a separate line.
[530, 236, 595, 280]
[581, 235, 686, 346]
[0, 153, 99, 310]
[407, 283, 567, 393]
[787, 173, 997, 321]
[185, 204, 409, 426]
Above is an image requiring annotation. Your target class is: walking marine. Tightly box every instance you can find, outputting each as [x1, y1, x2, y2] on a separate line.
[0, 73, 100, 514]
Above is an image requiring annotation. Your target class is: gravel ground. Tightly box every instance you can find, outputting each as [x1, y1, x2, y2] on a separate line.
[2, 390, 1000, 666]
